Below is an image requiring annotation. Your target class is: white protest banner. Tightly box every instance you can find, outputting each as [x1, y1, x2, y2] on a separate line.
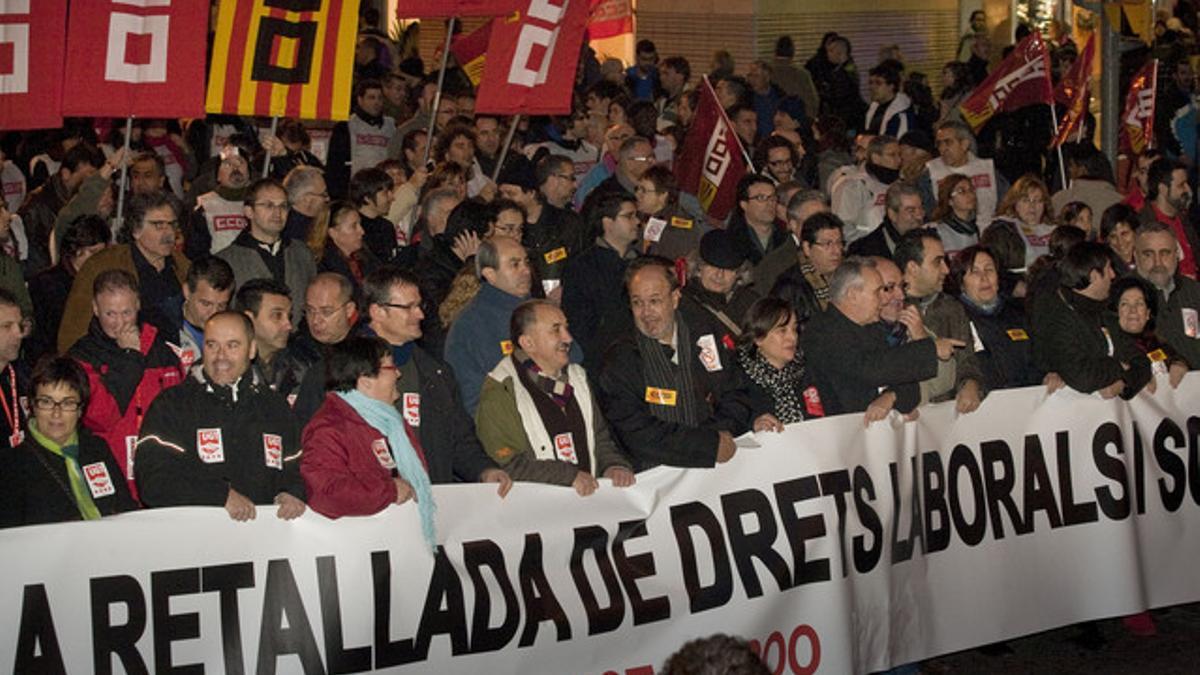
[2, 375, 1199, 674]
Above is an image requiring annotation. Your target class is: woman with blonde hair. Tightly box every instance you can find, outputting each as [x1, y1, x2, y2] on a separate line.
[990, 174, 1055, 267]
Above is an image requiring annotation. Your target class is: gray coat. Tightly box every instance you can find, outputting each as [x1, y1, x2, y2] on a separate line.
[217, 233, 315, 328]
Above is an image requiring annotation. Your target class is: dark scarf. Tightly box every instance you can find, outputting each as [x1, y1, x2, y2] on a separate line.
[636, 315, 703, 425]
[940, 211, 980, 237]
[866, 161, 900, 185]
[960, 292, 1002, 316]
[736, 343, 807, 424]
[513, 348, 573, 408]
[800, 258, 831, 307]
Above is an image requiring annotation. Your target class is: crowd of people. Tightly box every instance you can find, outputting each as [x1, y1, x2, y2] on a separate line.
[0, 12, 1196, 616]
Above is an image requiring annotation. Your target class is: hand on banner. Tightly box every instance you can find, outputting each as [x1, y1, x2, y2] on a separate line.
[274, 492, 306, 520]
[956, 380, 982, 414]
[480, 468, 513, 498]
[452, 231, 482, 261]
[1043, 371, 1065, 393]
[1170, 361, 1188, 389]
[604, 466, 636, 488]
[864, 390, 897, 426]
[899, 306, 927, 339]
[1098, 379, 1125, 399]
[935, 338, 966, 361]
[262, 135, 287, 158]
[477, 179, 498, 202]
[394, 477, 416, 504]
[225, 488, 256, 521]
[410, 165, 430, 191]
[903, 408, 921, 422]
[101, 147, 130, 181]
[716, 431, 737, 463]
[572, 471, 599, 497]
[753, 413, 785, 433]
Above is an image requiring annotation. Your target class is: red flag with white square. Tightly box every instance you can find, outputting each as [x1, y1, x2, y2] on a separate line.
[1120, 60, 1157, 154]
[474, 0, 589, 115]
[61, 0, 208, 118]
[959, 31, 1053, 132]
[674, 76, 749, 220]
[0, 0, 66, 130]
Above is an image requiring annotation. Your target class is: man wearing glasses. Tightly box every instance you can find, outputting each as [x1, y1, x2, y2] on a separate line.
[217, 178, 316, 329]
[918, 120, 1005, 228]
[288, 273, 360, 421]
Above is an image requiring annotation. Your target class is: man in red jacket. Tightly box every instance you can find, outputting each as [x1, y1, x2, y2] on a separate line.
[69, 269, 184, 497]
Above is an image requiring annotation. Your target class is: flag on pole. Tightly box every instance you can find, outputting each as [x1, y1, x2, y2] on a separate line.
[448, 22, 491, 87]
[0, 0, 66, 131]
[62, 0, 208, 118]
[205, 0, 361, 121]
[475, 0, 589, 115]
[1051, 34, 1096, 147]
[1120, 60, 1158, 154]
[674, 77, 749, 220]
[960, 32, 1054, 132]
[397, 1, 520, 17]
[588, 0, 634, 40]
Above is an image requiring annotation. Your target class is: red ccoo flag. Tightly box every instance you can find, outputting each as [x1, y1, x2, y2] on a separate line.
[474, 0, 589, 115]
[448, 22, 491, 86]
[0, 0, 67, 131]
[960, 31, 1053, 132]
[1051, 34, 1095, 147]
[674, 77, 749, 220]
[1120, 60, 1158, 154]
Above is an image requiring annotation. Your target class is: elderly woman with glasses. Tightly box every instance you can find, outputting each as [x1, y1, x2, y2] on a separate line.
[0, 357, 136, 528]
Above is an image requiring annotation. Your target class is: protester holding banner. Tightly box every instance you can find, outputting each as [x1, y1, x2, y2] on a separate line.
[1109, 276, 1189, 391]
[475, 299, 635, 494]
[735, 296, 823, 425]
[0, 357, 137, 529]
[135, 312, 306, 521]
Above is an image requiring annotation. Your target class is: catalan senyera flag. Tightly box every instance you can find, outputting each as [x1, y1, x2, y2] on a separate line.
[206, 0, 361, 121]
[1051, 35, 1095, 147]
[674, 77, 748, 220]
[449, 22, 491, 87]
[960, 31, 1053, 132]
[1120, 60, 1158, 154]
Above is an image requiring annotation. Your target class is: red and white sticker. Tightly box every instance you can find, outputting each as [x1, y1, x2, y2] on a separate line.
[371, 438, 396, 469]
[263, 433, 283, 470]
[554, 432, 578, 464]
[402, 393, 421, 427]
[696, 334, 723, 372]
[179, 348, 197, 370]
[83, 462, 116, 498]
[197, 428, 225, 464]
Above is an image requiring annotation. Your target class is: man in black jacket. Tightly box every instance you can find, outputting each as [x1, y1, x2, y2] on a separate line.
[597, 257, 769, 471]
[802, 257, 958, 421]
[135, 312, 307, 521]
[1031, 242, 1151, 398]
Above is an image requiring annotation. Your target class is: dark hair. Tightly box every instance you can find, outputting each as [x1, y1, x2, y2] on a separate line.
[244, 177, 286, 206]
[350, 167, 393, 207]
[0, 288, 21, 313]
[1048, 224, 1086, 259]
[491, 198, 525, 223]
[586, 80, 625, 104]
[1146, 157, 1184, 202]
[774, 35, 795, 58]
[948, 245, 997, 296]
[93, 268, 139, 298]
[1099, 203, 1139, 241]
[799, 211, 843, 246]
[1059, 241, 1112, 290]
[31, 356, 90, 409]
[662, 634, 771, 675]
[434, 124, 476, 164]
[586, 192, 635, 240]
[869, 59, 903, 89]
[979, 220, 1026, 271]
[718, 76, 750, 107]
[445, 199, 494, 242]
[235, 277, 291, 315]
[635, 39, 656, 55]
[60, 214, 110, 265]
[1109, 275, 1159, 332]
[930, 173, 973, 222]
[62, 143, 106, 173]
[754, 135, 799, 176]
[640, 164, 679, 204]
[186, 255, 235, 293]
[739, 296, 794, 348]
[277, 118, 311, 147]
[624, 255, 677, 293]
[893, 229, 943, 273]
[735, 172, 774, 203]
[123, 190, 181, 243]
[354, 77, 383, 101]
[129, 150, 165, 177]
[628, 100, 660, 139]
[662, 56, 691, 81]
[535, 154, 574, 188]
[363, 265, 420, 309]
[325, 336, 391, 392]
[509, 299, 557, 345]
[1058, 201, 1091, 228]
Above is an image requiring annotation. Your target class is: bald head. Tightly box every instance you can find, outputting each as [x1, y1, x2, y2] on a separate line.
[203, 311, 257, 385]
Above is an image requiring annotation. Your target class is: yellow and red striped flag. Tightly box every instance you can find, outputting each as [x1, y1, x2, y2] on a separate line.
[206, 0, 361, 121]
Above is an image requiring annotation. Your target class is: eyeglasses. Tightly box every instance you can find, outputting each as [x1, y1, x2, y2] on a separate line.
[627, 155, 655, 163]
[254, 202, 289, 212]
[34, 397, 81, 413]
[380, 300, 420, 311]
[615, 210, 638, 221]
[1019, 196, 1045, 206]
[305, 191, 330, 201]
[634, 185, 661, 195]
[811, 239, 844, 250]
[951, 186, 975, 196]
[747, 194, 778, 203]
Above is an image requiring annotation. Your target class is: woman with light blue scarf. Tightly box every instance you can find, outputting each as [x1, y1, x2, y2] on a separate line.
[300, 336, 437, 552]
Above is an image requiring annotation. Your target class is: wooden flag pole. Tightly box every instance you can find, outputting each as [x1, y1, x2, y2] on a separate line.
[423, 17, 457, 167]
[263, 116, 279, 177]
[491, 114, 521, 183]
[115, 116, 133, 225]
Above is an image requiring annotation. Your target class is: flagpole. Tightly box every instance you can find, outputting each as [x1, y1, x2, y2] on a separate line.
[1048, 103, 1069, 191]
[263, 116, 278, 178]
[423, 17, 457, 167]
[491, 114, 521, 183]
[115, 116, 133, 225]
[702, 75, 756, 173]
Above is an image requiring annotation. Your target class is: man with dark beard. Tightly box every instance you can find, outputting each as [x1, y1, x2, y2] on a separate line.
[186, 143, 252, 259]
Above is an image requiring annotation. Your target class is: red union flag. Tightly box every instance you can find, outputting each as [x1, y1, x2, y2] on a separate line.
[397, 0, 520, 17]
[475, 0, 589, 115]
[62, 0, 208, 118]
[674, 77, 748, 220]
[960, 31, 1053, 132]
[1120, 60, 1158, 154]
[0, 0, 66, 130]
[588, 0, 633, 40]
[1051, 34, 1095, 147]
